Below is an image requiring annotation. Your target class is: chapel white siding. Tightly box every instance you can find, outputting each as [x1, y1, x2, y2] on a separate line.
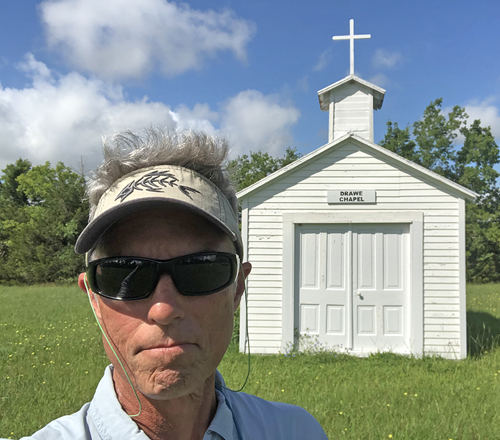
[240, 140, 464, 359]
[329, 84, 373, 142]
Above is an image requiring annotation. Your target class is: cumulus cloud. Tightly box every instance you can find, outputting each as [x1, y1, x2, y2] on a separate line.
[372, 49, 401, 69]
[0, 54, 176, 171]
[463, 97, 500, 139]
[0, 55, 300, 171]
[442, 97, 500, 144]
[221, 90, 300, 157]
[39, 0, 255, 80]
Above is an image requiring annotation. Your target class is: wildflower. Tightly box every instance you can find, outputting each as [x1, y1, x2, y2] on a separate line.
[414, 394, 417, 397]
[339, 412, 343, 415]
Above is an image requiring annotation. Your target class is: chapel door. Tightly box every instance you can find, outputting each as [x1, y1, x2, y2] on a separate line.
[352, 224, 410, 353]
[297, 224, 410, 353]
[297, 225, 350, 349]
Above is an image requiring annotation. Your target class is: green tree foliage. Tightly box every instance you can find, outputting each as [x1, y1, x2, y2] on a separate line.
[0, 159, 32, 206]
[380, 99, 500, 282]
[229, 147, 302, 192]
[379, 122, 418, 163]
[0, 160, 88, 284]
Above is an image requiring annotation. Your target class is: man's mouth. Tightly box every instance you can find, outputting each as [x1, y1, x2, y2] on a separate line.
[137, 341, 196, 355]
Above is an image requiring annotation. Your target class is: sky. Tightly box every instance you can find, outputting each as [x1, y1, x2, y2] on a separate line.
[0, 0, 499, 173]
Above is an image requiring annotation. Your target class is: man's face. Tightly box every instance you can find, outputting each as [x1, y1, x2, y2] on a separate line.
[80, 208, 250, 400]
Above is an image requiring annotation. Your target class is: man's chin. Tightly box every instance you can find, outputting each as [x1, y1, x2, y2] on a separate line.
[138, 367, 204, 400]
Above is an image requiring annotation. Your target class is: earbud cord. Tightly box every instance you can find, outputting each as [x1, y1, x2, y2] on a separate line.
[84, 275, 143, 418]
[219, 260, 251, 393]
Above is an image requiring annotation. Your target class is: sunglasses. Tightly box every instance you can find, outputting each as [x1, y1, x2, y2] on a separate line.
[86, 252, 239, 301]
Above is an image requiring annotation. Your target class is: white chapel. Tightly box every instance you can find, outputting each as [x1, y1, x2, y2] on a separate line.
[237, 20, 476, 359]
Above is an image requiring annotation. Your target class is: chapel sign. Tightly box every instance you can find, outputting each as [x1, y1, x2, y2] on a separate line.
[327, 190, 376, 204]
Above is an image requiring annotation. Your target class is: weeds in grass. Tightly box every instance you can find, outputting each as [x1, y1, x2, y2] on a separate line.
[2, 284, 500, 439]
[282, 329, 348, 358]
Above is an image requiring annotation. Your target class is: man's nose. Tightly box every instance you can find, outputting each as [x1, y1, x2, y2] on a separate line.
[147, 274, 185, 325]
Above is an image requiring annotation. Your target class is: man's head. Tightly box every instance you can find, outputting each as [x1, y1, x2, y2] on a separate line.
[76, 128, 251, 400]
[76, 129, 243, 259]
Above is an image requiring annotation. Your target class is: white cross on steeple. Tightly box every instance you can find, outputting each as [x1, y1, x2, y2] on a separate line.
[332, 19, 371, 75]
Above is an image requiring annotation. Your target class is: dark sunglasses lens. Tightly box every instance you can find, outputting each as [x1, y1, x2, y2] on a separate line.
[175, 254, 234, 295]
[95, 260, 156, 299]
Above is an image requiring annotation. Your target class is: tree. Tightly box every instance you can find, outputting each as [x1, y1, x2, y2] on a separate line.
[229, 147, 302, 192]
[379, 121, 418, 163]
[412, 98, 467, 180]
[379, 98, 500, 282]
[458, 121, 500, 283]
[0, 159, 32, 206]
[0, 161, 89, 284]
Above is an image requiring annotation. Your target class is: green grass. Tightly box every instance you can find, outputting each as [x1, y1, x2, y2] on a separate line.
[1, 284, 500, 439]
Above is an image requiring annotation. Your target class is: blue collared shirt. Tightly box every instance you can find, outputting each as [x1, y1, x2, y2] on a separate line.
[19, 366, 328, 440]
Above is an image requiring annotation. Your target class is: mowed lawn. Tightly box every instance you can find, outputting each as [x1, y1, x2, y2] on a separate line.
[1, 284, 500, 439]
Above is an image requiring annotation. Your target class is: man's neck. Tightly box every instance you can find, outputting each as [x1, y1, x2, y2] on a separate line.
[112, 370, 218, 440]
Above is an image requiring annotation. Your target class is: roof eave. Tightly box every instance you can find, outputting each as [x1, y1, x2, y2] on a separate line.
[318, 74, 386, 112]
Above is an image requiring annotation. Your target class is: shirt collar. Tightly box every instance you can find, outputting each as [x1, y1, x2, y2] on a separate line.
[205, 387, 239, 440]
[89, 366, 148, 440]
[89, 366, 238, 440]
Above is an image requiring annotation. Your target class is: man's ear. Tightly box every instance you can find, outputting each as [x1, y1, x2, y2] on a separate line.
[234, 262, 251, 312]
[78, 272, 102, 319]
[78, 272, 88, 293]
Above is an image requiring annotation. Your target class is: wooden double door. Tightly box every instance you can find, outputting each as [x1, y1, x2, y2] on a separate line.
[297, 224, 410, 354]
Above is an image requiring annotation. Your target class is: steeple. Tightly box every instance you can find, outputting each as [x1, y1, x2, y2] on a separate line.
[318, 19, 385, 143]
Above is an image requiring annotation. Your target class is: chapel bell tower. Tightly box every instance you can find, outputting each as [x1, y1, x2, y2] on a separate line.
[317, 19, 386, 143]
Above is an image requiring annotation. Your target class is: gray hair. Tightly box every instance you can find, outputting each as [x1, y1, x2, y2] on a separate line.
[87, 128, 238, 220]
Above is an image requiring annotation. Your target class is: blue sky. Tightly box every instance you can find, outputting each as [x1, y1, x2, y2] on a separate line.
[0, 0, 499, 172]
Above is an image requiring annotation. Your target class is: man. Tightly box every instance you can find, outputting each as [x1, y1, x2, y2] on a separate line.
[23, 129, 327, 440]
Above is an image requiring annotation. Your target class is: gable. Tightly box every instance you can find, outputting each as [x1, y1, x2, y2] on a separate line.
[237, 135, 477, 202]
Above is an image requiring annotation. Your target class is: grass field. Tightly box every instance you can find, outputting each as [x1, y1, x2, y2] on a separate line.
[1, 284, 500, 439]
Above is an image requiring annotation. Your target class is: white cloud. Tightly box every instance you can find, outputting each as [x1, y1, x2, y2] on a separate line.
[221, 90, 300, 157]
[372, 49, 401, 69]
[463, 97, 500, 139]
[0, 55, 300, 171]
[296, 75, 309, 93]
[39, 0, 255, 80]
[171, 103, 219, 134]
[442, 97, 500, 144]
[0, 54, 176, 171]
[368, 73, 390, 88]
[313, 50, 330, 72]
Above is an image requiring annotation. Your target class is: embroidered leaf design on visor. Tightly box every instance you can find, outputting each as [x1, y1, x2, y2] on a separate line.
[114, 170, 201, 202]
